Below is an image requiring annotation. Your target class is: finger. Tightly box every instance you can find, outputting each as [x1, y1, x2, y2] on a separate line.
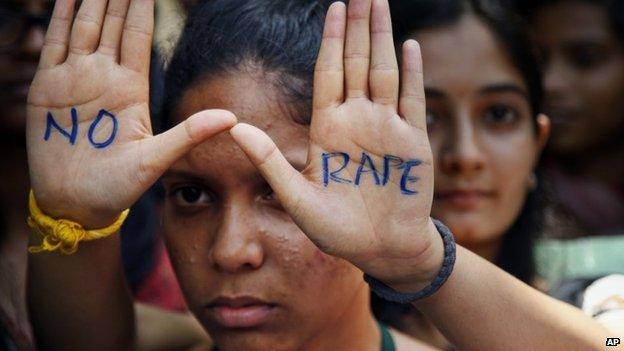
[140, 109, 237, 176]
[344, 0, 372, 99]
[39, 0, 76, 69]
[399, 40, 426, 130]
[68, 0, 108, 56]
[313, 2, 347, 110]
[121, 0, 155, 74]
[230, 123, 308, 215]
[369, 0, 399, 107]
[98, 0, 130, 58]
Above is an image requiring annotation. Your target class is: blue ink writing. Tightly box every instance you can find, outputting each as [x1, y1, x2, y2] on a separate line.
[322, 152, 352, 186]
[44, 108, 78, 145]
[43, 108, 119, 149]
[88, 109, 118, 149]
[322, 152, 422, 195]
[354, 153, 381, 186]
[399, 160, 421, 195]
[382, 155, 404, 185]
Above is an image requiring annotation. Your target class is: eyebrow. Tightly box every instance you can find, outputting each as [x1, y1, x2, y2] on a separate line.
[478, 83, 528, 99]
[425, 83, 527, 97]
[424, 88, 445, 99]
[161, 170, 210, 183]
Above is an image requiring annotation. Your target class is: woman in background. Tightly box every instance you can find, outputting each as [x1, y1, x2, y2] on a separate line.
[519, 0, 624, 237]
[374, 0, 552, 348]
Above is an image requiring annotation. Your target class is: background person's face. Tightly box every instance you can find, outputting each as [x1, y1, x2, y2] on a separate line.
[533, 0, 624, 156]
[415, 15, 542, 258]
[0, 0, 50, 136]
[163, 72, 366, 351]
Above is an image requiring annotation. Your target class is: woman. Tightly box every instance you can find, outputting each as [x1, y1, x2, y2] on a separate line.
[26, 0, 609, 350]
[519, 0, 624, 237]
[372, 1, 553, 348]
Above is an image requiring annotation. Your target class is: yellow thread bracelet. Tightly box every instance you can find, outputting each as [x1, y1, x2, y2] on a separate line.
[27, 190, 130, 255]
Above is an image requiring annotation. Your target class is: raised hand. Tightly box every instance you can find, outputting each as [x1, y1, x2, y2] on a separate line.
[27, 0, 236, 228]
[231, 0, 442, 287]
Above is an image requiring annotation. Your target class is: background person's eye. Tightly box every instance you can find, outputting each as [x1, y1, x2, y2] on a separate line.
[171, 186, 213, 206]
[483, 104, 519, 126]
[567, 45, 607, 69]
[426, 109, 438, 127]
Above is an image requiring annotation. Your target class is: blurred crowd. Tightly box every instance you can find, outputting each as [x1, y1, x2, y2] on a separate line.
[1, 0, 623, 350]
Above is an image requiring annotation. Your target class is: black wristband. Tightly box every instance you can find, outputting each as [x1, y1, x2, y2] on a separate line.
[364, 219, 456, 304]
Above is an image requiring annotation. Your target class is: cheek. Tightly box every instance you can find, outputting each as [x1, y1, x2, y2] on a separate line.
[433, 132, 537, 243]
[577, 61, 624, 113]
[265, 218, 347, 285]
[266, 220, 363, 314]
[486, 135, 535, 224]
[162, 212, 213, 309]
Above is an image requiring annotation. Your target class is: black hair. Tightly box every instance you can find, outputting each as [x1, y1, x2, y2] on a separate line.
[514, 0, 624, 42]
[373, 0, 547, 326]
[163, 0, 335, 128]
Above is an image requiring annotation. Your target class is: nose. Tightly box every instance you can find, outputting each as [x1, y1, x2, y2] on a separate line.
[543, 56, 569, 102]
[210, 203, 265, 273]
[20, 26, 45, 57]
[438, 110, 485, 177]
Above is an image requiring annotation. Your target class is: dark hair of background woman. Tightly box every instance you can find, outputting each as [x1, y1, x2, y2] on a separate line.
[514, 0, 624, 41]
[371, 0, 548, 327]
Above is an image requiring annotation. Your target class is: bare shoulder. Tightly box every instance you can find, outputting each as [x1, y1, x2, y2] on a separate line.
[391, 328, 440, 351]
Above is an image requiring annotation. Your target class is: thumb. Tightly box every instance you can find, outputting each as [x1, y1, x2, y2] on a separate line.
[230, 123, 309, 213]
[141, 109, 237, 175]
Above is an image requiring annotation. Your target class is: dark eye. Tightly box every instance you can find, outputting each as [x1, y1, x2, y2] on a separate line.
[567, 45, 607, 69]
[259, 185, 283, 210]
[172, 186, 213, 206]
[426, 109, 438, 127]
[483, 105, 518, 126]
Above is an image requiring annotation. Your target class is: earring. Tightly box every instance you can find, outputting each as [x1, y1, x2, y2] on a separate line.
[528, 172, 538, 191]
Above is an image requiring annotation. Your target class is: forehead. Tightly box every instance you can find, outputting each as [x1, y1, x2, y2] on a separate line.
[533, 2, 613, 43]
[414, 14, 525, 94]
[173, 71, 309, 176]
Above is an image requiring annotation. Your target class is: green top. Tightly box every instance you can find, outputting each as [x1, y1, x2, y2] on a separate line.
[212, 322, 395, 351]
[380, 322, 396, 351]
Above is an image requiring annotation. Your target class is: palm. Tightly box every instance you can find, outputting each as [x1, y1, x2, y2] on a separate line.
[303, 101, 434, 261]
[232, 0, 436, 279]
[27, 0, 235, 228]
[28, 55, 151, 219]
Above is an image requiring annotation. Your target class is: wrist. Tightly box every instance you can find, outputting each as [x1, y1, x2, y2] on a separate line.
[33, 189, 122, 229]
[365, 219, 456, 304]
[383, 218, 445, 293]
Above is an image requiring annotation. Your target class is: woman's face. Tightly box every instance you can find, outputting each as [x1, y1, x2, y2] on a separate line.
[533, 0, 624, 156]
[162, 71, 366, 351]
[0, 0, 49, 135]
[415, 15, 547, 258]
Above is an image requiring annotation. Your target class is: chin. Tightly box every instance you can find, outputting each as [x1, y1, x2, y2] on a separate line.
[211, 331, 296, 351]
[434, 212, 489, 245]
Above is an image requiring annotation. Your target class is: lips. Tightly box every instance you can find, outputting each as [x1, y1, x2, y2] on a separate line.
[205, 296, 277, 329]
[435, 189, 494, 209]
